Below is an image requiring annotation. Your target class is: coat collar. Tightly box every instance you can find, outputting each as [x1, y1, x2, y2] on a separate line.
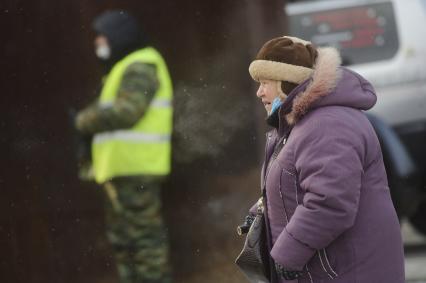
[283, 47, 343, 126]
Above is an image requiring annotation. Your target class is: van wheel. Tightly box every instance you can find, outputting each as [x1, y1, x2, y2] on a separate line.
[409, 201, 426, 236]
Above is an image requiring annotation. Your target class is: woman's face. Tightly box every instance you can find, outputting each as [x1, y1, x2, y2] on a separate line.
[256, 79, 280, 114]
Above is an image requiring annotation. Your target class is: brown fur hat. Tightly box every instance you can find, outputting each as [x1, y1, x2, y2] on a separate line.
[249, 36, 318, 94]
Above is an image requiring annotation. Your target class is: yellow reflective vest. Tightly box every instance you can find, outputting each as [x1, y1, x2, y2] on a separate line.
[92, 47, 173, 184]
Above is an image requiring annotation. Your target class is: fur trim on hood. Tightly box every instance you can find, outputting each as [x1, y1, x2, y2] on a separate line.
[286, 47, 342, 125]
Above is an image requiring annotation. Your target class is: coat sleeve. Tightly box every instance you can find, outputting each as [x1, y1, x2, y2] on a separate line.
[270, 115, 364, 270]
[75, 62, 158, 134]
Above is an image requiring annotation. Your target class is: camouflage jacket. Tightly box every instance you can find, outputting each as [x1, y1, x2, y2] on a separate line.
[74, 62, 159, 181]
[75, 62, 159, 134]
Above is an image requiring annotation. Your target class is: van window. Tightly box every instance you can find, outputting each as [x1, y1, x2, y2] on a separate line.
[287, 1, 399, 65]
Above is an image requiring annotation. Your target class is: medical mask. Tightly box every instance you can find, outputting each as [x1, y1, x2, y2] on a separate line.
[96, 45, 111, 60]
[270, 97, 283, 115]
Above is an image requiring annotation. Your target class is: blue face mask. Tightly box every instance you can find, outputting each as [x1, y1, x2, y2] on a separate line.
[270, 97, 283, 115]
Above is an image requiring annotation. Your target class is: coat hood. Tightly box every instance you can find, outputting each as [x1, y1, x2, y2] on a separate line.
[93, 10, 147, 71]
[285, 47, 377, 125]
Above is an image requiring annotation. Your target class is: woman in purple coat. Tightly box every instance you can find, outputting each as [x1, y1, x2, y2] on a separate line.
[247, 36, 405, 283]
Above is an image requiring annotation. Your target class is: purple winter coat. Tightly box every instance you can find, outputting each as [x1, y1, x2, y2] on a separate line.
[253, 47, 405, 283]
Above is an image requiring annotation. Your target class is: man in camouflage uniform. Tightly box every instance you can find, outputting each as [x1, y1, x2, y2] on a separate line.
[75, 10, 173, 283]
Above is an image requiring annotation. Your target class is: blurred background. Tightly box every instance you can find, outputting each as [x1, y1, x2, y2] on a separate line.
[2, 0, 426, 282]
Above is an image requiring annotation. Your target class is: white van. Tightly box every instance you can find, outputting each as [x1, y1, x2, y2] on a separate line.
[286, 0, 426, 233]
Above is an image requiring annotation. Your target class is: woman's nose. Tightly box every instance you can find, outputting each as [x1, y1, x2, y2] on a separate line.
[256, 86, 263, 98]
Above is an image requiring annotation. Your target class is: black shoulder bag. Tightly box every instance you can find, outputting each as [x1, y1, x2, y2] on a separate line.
[235, 198, 271, 283]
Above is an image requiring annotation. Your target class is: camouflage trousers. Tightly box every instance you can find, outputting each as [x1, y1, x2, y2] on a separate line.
[103, 179, 172, 283]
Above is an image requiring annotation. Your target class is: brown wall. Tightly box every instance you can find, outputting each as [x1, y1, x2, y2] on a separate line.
[1, 1, 286, 282]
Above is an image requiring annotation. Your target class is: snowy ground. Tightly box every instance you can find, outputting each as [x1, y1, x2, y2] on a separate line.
[402, 220, 426, 282]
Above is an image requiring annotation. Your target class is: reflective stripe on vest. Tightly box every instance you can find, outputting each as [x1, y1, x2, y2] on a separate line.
[94, 131, 171, 144]
[92, 47, 173, 183]
[99, 97, 172, 109]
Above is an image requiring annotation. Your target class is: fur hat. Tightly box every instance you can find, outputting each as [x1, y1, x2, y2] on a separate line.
[249, 36, 318, 94]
